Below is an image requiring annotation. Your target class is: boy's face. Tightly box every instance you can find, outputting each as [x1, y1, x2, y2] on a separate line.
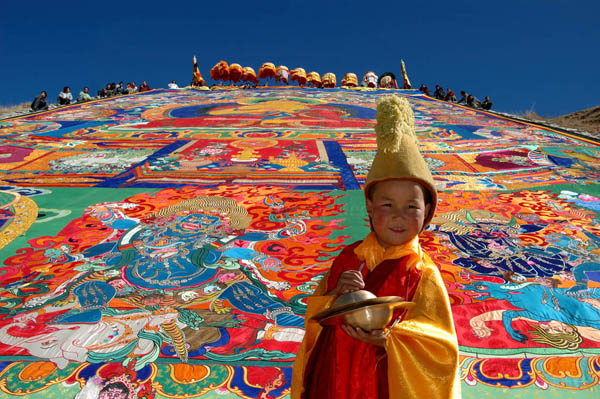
[366, 180, 430, 248]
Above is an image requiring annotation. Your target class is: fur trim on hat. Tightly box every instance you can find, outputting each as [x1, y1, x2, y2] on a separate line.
[374, 95, 415, 153]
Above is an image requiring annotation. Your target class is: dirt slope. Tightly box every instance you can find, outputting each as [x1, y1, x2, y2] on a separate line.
[549, 105, 600, 135]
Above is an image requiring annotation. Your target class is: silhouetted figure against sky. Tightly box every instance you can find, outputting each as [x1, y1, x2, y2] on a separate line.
[481, 96, 493, 110]
[31, 91, 48, 111]
[77, 87, 92, 103]
[434, 85, 445, 100]
[57, 86, 72, 105]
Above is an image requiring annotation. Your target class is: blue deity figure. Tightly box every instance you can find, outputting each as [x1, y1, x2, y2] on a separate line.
[432, 209, 567, 278]
[87, 196, 304, 327]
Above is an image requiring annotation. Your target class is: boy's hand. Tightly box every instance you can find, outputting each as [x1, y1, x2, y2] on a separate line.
[341, 325, 386, 347]
[333, 270, 365, 294]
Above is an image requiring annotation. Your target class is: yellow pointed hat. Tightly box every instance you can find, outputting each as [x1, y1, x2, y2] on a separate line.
[364, 95, 437, 229]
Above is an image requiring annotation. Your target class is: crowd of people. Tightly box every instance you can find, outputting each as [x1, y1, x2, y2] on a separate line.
[418, 84, 492, 110]
[29, 74, 492, 114]
[30, 81, 153, 111]
[97, 81, 152, 98]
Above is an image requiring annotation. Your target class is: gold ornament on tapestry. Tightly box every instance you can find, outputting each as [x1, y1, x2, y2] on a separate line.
[269, 152, 309, 172]
[229, 139, 276, 162]
[154, 197, 251, 230]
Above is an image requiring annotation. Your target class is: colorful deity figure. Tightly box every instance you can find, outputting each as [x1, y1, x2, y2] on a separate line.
[90, 196, 304, 327]
[464, 280, 600, 348]
[1, 187, 347, 373]
[0, 307, 180, 370]
[44, 244, 84, 264]
[431, 208, 568, 278]
[542, 146, 600, 172]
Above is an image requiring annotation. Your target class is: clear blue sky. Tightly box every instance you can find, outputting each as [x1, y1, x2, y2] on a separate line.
[1, 0, 598, 116]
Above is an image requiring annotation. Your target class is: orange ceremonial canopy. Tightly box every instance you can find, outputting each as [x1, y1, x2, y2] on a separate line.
[322, 72, 336, 88]
[258, 62, 277, 80]
[242, 67, 258, 84]
[342, 73, 358, 87]
[307, 72, 321, 88]
[210, 61, 230, 83]
[228, 63, 243, 83]
[291, 68, 307, 86]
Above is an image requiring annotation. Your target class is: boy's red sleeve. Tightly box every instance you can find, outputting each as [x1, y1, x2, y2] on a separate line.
[292, 241, 362, 399]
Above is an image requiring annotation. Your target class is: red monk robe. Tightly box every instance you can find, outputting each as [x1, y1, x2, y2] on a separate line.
[292, 233, 460, 399]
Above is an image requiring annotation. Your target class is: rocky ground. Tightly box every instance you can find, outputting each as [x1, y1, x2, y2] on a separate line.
[0, 102, 30, 119]
[549, 105, 600, 136]
[498, 105, 600, 141]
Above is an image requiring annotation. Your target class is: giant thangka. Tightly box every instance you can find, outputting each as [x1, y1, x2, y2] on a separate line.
[0, 87, 599, 399]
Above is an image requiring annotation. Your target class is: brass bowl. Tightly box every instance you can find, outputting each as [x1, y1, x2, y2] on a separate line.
[312, 289, 415, 331]
[342, 303, 397, 331]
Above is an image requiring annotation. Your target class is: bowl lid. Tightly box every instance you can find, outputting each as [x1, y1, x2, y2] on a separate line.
[311, 296, 408, 323]
[331, 290, 377, 308]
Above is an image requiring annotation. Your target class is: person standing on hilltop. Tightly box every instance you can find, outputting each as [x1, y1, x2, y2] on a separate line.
[456, 90, 468, 105]
[481, 96, 493, 110]
[128, 82, 138, 94]
[466, 94, 478, 108]
[57, 86, 73, 105]
[116, 82, 126, 95]
[98, 83, 111, 98]
[31, 91, 48, 111]
[77, 87, 92, 103]
[139, 81, 151, 92]
[433, 85, 445, 100]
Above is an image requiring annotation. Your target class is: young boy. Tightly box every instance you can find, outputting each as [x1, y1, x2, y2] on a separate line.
[292, 95, 460, 398]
